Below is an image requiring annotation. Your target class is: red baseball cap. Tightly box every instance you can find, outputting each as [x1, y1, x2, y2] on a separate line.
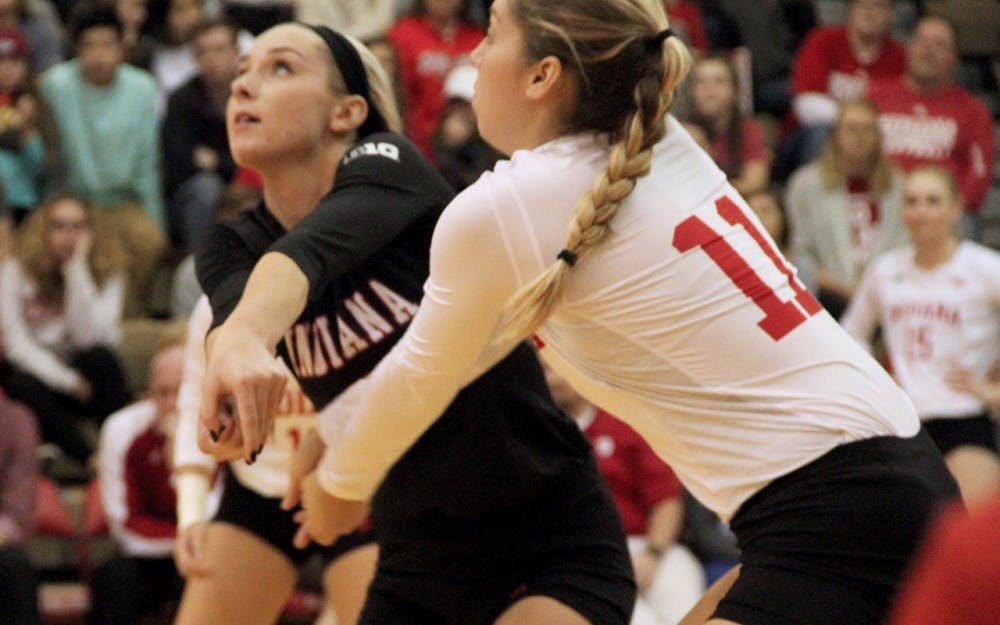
[0, 28, 29, 60]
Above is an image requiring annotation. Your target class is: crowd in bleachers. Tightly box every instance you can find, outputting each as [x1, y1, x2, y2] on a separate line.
[0, 0, 998, 623]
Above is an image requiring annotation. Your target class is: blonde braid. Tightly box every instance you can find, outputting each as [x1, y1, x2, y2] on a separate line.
[501, 33, 691, 342]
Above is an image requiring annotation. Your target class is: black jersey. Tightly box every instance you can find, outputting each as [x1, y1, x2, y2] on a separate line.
[196, 132, 597, 533]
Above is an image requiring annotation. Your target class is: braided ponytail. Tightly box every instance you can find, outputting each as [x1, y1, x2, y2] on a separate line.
[500, 0, 692, 341]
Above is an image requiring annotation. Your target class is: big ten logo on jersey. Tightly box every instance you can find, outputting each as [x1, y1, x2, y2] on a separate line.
[341, 141, 401, 166]
[273, 374, 316, 454]
[672, 194, 821, 341]
[282, 279, 419, 379]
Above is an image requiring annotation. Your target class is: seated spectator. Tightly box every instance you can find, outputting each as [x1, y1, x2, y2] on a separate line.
[0, 395, 42, 625]
[149, 0, 206, 114]
[842, 166, 1000, 505]
[786, 99, 907, 318]
[221, 0, 291, 35]
[388, 0, 484, 158]
[162, 17, 239, 252]
[784, 0, 904, 170]
[0, 0, 64, 73]
[432, 64, 499, 193]
[113, 0, 157, 69]
[40, 4, 167, 315]
[745, 189, 791, 255]
[706, 0, 818, 116]
[294, 0, 399, 43]
[169, 181, 259, 319]
[90, 331, 186, 625]
[889, 494, 1000, 625]
[545, 365, 705, 625]
[686, 54, 771, 195]
[0, 193, 130, 468]
[868, 15, 996, 219]
[0, 27, 50, 225]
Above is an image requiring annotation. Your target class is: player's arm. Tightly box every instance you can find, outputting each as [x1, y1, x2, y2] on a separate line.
[314, 188, 522, 502]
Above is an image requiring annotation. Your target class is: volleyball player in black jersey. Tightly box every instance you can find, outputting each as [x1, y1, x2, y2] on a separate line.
[195, 23, 635, 625]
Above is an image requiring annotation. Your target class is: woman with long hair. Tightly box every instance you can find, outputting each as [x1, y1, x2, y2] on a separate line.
[786, 98, 908, 318]
[0, 193, 130, 466]
[192, 22, 634, 625]
[686, 54, 771, 196]
[843, 166, 1000, 505]
[201, 2, 958, 624]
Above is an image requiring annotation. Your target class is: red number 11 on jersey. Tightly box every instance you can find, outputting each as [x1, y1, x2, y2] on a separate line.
[673, 196, 822, 341]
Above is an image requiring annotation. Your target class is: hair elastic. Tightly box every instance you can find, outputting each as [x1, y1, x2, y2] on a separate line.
[306, 24, 388, 137]
[649, 28, 675, 49]
[557, 249, 578, 267]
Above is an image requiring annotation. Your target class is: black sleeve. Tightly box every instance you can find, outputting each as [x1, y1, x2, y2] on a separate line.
[267, 133, 454, 300]
[194, 222, 259, 331]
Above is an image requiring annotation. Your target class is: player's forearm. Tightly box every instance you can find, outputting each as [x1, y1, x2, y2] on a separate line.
[222, 252, 310, 349]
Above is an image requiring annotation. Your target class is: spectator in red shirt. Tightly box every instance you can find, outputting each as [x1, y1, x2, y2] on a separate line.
[687, 54, 772, 195]
[792, 0, 905, 129]
[889, 496, 1000, 625]
[388, 0, 484, 158]
[545, 365, 704, 625]
[0, 395, 42, 625]
[868, 15, 996, 216]
[89, 332, 187, 625]
[777, 0, 905, 180]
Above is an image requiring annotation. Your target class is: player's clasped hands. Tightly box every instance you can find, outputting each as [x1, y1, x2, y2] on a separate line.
[198, 323, 290, 463]
[282, 428, 369, 548]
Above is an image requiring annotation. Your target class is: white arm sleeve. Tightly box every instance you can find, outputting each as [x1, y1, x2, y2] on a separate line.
[0, 259, 82, 393]
[793, 93, 840, 126]
[316, 191, 522, 500]
[172, 296, 217, 475]
[62, 260, 123, 347]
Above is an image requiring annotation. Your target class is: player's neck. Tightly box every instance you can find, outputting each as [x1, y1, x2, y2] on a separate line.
[913, 237, 959, 270]
[261, 149, 343, 230]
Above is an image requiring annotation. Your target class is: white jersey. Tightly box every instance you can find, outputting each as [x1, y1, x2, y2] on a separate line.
[842, 242, 1000, 418]
[174, 296, 318, 499]
[316, 116, 918, 520]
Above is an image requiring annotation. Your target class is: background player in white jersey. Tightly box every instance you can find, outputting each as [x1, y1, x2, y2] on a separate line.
[198, 2, 958, 625]
[843, 166, 1000, 505]
[172, 296, 376, 625]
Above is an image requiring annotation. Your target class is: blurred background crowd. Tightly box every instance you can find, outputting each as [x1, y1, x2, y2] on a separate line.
[0, 0, 997, 623]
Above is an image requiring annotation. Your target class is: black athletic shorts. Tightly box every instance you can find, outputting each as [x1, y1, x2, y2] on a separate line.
[713, 429, 960, 625]
[922, 413, 998, 455]
[214, 468, 374, 566]
[358, 478, 635, 625]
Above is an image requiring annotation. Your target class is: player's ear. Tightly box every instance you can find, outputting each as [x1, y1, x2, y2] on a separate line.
[524, 55, 567, 102]
[329, 94, 369, 134]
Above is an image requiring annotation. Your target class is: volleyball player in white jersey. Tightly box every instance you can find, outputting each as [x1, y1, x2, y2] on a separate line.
[843, 166, 1000, 505]
[199, 2, 958, 624]
[172, 296, 376, 625]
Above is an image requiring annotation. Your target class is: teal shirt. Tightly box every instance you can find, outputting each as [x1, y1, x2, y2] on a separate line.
[0, 134, 45, 210]
[40, 61, 164, 225]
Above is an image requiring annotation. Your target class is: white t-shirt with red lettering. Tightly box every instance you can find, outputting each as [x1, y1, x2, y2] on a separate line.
[842, 241, 1000, 418]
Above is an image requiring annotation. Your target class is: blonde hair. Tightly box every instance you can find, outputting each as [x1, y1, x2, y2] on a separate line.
[307, 26, 403, 136]
[500, 0, 692, 341]
[15, 193, 125, 304]
[906, 165, 961, 200]
[817, 98, 895, 195]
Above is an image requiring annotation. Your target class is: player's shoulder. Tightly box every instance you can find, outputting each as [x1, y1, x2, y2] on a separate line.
[338, 131, 449, 189]
[870, 245, 912, 276]
[957, 240, 1000, 270]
